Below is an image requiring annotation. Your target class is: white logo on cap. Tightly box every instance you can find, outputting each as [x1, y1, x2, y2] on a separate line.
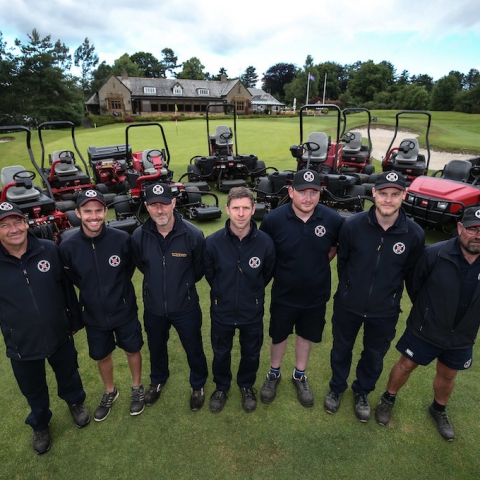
[249, 257, 261, 268]
[37, 260, 51, 272]
[85, 190, 97, 197]
[0, 202, 14, 211]
[393, 242, 406, 254]
[303, 171, 315, 182]
[153, 184, 164, 195]
[109, 255, 121, 267]
[475, 209, 480, 219]
[315, 225, 326, 237]
[386, 172, 399, 182]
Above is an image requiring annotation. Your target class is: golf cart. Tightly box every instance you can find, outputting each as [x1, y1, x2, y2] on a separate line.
[381, 110, 431, 185]
[111, 123, 222, 232]
[255, 104, 369, 218]
[0, 126, 79, 242]
[182, 103, 271, 192]
[403, 156, 480, 234]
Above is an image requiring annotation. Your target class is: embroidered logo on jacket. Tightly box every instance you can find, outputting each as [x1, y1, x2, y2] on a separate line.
[249, 257, 261, 268]
[109, 255, 121, 267]
[315, 225, 326, 237]
[393, 242, 406, 254]
[37, 260, 51, 272]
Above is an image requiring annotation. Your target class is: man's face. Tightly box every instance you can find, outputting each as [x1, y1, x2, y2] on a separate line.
[75, 201, 107, 237]
[457, 223, 480, 255]
[372, 187, 406, 218]
[288, 188, 320, 215]
[226, 197, 255, 231]
[146, 199, 176, 228]
[0, 216, 28, 251]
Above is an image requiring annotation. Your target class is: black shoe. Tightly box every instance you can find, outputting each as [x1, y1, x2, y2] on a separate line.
[190, 388, 205, 411]
[240, 387, 257, 413]
[130, 385, 145, 416]
[68, 402, 90, 428]
[33, 427, 51, 455]
[209, 390, 227, 413]
[292, 373, 314, 407]
[144, 383, 164, 407]
[324, 390, 342, 414]
[354, 393, 371, 422]
[375, 395, 395, 426]
[94, 387, 119, 422]
[428, 403, 455, 441]
[260, 372, 281, 404]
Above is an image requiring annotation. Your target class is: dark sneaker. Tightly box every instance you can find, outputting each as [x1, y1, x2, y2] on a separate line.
[428, 403, 455, 441]
[240, 387, 257, 413]
[144, 383, 164, 407]
[354, 393, 371, 422]
[260, 372, 281, 404]
[324, 390, 342, 414]
[68, 402, 91, 428]
[32, 427, 51, 455]
[130, 385, 145, 416]
[209, 390, 227, 413]
[190, 388, 205, 411]
[94, 387, 119, 422]
[292, 373, 314, 407]
[375, 395, 395, 426]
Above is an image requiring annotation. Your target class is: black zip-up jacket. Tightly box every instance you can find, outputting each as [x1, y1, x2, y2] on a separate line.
[131, 212, 205, 316]
[407, 237, 480, 349]
[0, 233, 81, 361]
[59, 225, 138, 329]
[205, 220, 275, 325]
[334, 206, 425, 317]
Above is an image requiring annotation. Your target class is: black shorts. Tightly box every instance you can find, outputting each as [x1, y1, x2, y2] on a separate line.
[269, 303, 326, 344]
[85, 318, 144, 361]
[396, 328, 473, 370]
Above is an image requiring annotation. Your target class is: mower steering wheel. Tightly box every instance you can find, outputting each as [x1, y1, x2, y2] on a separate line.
[145, 150, 163, 162]
[13, 170, 36, 181]
[470, 165, 480, 184]
[343, 132, 355, 143]
[57, 150, 75, 160]
[303, 141, 320, 153]
[220, 132, 232, 141]
[400, 140, 416, 152]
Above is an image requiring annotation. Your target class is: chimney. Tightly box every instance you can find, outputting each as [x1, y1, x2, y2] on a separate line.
[220, 74, 227, 82]
[121, 69, 128, 79]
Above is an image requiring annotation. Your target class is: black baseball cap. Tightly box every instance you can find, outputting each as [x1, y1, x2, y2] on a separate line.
[0, 201, 25, 222]
[145, 183, 173, 205]
[461, 206, 480, 227]
[374, 171, 406, 191]
[292, 169, 322, 192]
[76, 189, 106, 208]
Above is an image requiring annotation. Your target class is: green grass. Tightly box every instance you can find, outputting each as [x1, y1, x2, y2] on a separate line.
[1, 113, 480, 479]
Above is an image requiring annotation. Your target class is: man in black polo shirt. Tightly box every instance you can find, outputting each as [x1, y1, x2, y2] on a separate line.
[259, 169, 342, 407]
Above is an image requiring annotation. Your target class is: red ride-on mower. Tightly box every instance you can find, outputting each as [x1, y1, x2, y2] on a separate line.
[111, 123, 222, 233]
[337, 107, 374, 176]
[381, 110, 431, 185]
[403, 156, 480, 234]
[0, 126, 79, 242]
[182, 103, 273, 192]
[37, 121, 116, 207]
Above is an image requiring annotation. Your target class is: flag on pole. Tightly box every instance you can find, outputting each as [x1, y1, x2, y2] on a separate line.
[309, 74, 316, 81]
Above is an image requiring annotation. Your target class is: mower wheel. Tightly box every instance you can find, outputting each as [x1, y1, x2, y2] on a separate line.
[363, 164, 375, 175]
[96, 183, 108, 194]
[185, 186, 202, 205]
[65, 210, 81, 227]
[187, 164, 203, 181]
[113, 195, 132, 219]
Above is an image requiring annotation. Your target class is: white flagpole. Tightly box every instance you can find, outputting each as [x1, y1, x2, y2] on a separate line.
[306, 74, 310, 106]
[323, 73, 327, 102]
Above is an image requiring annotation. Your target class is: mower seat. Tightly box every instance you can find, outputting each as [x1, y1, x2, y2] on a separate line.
[51, 150, 79, 176]
[440, 159, 472, 182]
[214, 126, 233, 147]
[142, 149, 166, 176]
[301, 132, 328, 163]
[395, 139, 419, 163]
[1, 166, 41, 202]
[343, 131, 362, 153]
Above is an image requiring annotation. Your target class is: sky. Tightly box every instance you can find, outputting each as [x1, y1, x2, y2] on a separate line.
[1, 0, 480, 84]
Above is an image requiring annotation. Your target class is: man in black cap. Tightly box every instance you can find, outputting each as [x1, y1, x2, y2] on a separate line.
[259, 169, 342, 407]
[324, 171, 425, 422]
[131, 183, 208, 411]
[59, 190, 145, 421]
[375, 205, 480, 441]
[0, 201, 89, 455]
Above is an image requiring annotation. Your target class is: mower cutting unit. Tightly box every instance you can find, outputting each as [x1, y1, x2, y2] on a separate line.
[256, 104, 370, 219]
[381, 110, 431, 185]
[0, 126, 78, 243]
[111, 123, 221, 233]
[182, 103, 271, 192]
[403, 156, 480, 233]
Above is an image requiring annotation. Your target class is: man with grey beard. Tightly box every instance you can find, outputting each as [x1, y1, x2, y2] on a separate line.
[324, 171, 425, 422]
[375, 206, 480, 441]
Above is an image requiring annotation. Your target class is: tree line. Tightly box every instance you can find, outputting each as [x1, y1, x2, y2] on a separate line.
[1, 30, 479, 126]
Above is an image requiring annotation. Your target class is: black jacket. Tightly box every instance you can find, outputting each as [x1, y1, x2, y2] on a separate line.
[334, 206, 425, 317]
[407, 237, 480, 349]
[131, 212, 205, 316]
[59, 225, 138, 329]
[205, 220, 275, 325]
[0, 233, 81, 360]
